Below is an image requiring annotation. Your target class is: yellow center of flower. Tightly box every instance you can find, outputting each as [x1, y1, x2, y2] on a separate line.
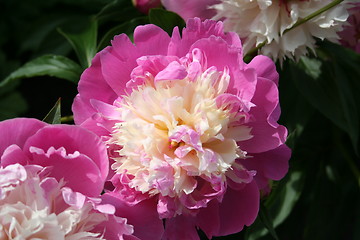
[110, 67, 252, 198]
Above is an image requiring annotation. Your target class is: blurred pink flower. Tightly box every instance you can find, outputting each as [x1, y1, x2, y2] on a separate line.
[339, 3, 360, 53]
[0, 118, 109, 197]
[73, 18, 290, 239]
[132, 0, 161, 14]
[0, 163, 135, 239]
[161, 0, 220, 20]
[162, 0, 349, 61]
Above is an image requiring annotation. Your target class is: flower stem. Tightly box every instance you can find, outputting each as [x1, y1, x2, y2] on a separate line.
[243, 0, 344, 61]
[60, 115, 74, 123]
[243, 40, 267, 63]
[336, 136, 360, 189]
[283, 0, 344, 35]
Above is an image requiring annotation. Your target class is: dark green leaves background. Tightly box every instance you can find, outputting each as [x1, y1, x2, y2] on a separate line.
[1, 0, 359, 239]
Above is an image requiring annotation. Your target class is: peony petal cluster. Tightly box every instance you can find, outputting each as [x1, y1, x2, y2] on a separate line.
[0, 118, 108, 197]
[339, 2, 360, 53]
[72, 18, 291, 239]
[162, 0, 349, 61]
[0, 163, 134, 240]
[0, 118, 140, 239]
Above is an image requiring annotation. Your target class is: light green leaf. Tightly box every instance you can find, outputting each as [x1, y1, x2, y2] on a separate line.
[58, 19, 98, 68]
[245, 169, 305, 240]
[267, 171, 304, 226]
[0, 55, 82, 87]
[43, 98, 61, 124]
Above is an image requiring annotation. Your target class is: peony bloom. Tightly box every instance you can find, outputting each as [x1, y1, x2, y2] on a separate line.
[162, 0, 349, 61]
[132, 0, 162, 14]
[339, 2, 360, 53]
[73, 18, 290, 239]
[0, 118, 162, 239]
[0, 163, 135, 239]
[0, 118, 109, 197]
[161, 0, 220, 20]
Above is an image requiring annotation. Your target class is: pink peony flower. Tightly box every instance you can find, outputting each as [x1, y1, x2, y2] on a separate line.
[0, 118, 109, 197]
[132, 0, 161, 14]
[339, 3, 360, 53]
[72, 18, 291, 239]
[162, 0, 349, 61]
[0, 163, 135, 239]
[161, 0, 220, 20]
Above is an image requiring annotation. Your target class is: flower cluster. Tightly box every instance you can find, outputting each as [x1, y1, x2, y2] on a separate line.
[73, 18, 290, 239]
[162, 0, 350, 61]
[0, 118, 160, 239]
[2, 0, 359, 239]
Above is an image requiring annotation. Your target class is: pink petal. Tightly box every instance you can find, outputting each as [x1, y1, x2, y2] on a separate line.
[155, 61, 188, 82]
[23, 124, 109, 182]
[239, 77, 287, 153]
[62, 187, 86, 209]
[169, 18, 242, 58]
[247, 55, 279, 85]
[162, 0, 219, 21]
[0, 118, 46, 157]
[133, 24, 171, 56]
[102, 193, 164, 240]
[239, 120, 288, 153]
[1, 144, 30, 166]
[72, 94, 97, 125]
[164, 215, 199, 240]
[240, 144, 291, 190]
[77, 53, 118, 108]
[28, 146, 104, 197]
[195, 200, 220, 239]
[217, 181, 259, 236]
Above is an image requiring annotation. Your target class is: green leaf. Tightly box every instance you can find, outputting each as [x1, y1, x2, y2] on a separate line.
[320, 42, 360, 155]
[95, 0, 142, 24]
[42, 98, 61, 124]
[266, 171, 304, 227]
[290, 42, 360, 155]
[258, 203, 279, 240]
[58, 18, 98, 68]
[245, 168, 304, 240]
[149, 8, 186, 36]
[0, 55, 82, 87]
[98, 17, 149, 50]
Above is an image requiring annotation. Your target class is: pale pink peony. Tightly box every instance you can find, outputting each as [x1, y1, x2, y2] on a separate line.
[0, 163, 135, 239]
[339, 3, 360, 53]
[72, 18, 290, 239]
[162, 0, 349, 61]
[132, 0, 161, 14]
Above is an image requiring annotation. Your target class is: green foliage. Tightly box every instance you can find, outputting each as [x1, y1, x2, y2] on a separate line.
[1, 1, 360, 240]
[0, 55, 82, 86]
[289, 42, 360, 155]
[149, 8, 186, 35]
[58, 19, 98, 69]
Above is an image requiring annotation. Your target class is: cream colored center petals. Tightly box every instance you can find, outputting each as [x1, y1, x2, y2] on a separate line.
[110, 67, 253, 198]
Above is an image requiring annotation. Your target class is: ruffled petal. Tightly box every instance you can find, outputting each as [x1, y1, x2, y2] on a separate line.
[0, 118, 46, 157]
[101, 193, 164, 240]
